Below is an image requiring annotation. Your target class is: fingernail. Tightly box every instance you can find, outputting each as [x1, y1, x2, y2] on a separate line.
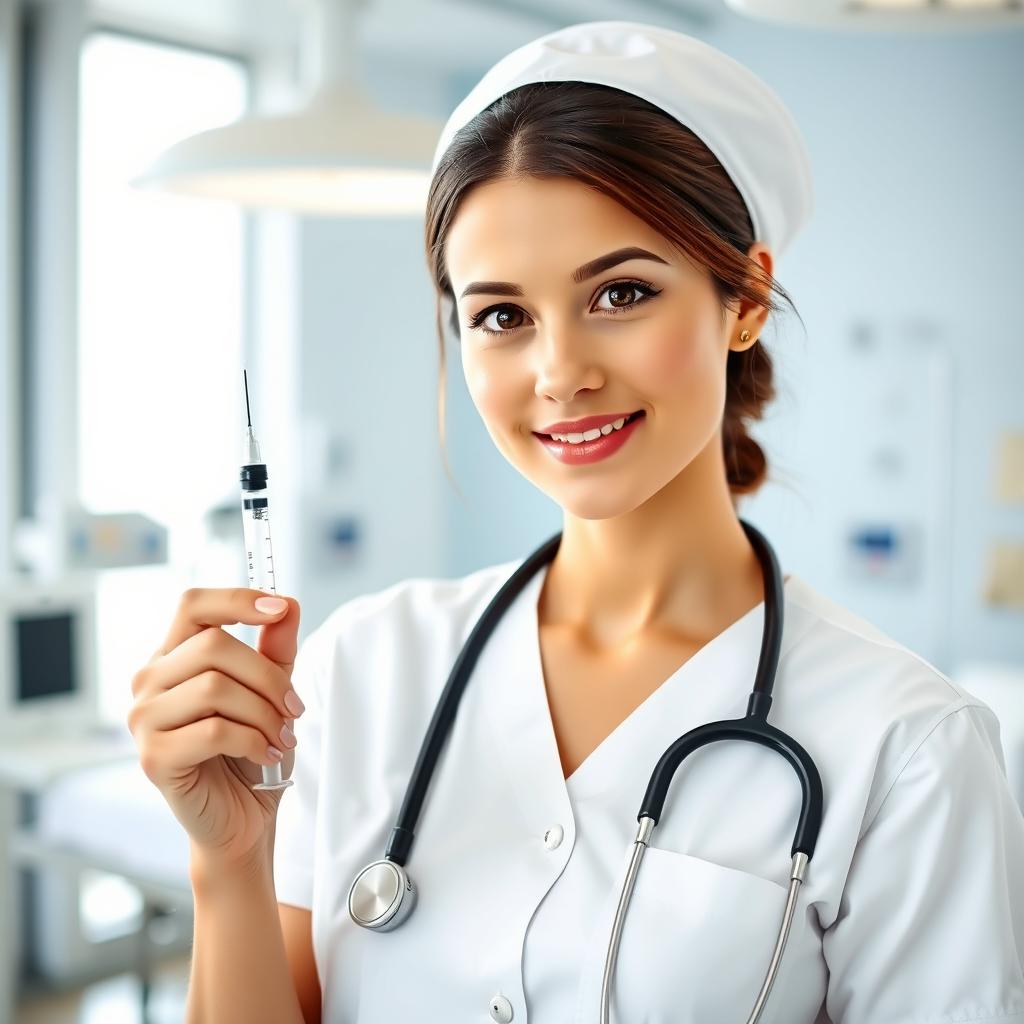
[279, 723, 296, 748]
[266, 745, 284, 761]
[284, 689, 305, 716]
[255, 597, 288, 614]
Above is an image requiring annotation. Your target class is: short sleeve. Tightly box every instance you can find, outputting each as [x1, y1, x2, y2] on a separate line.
[271, 619, 329, 910]
[822, 702, 1024, 1023]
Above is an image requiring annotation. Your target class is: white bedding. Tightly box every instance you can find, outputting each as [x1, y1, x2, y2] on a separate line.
[35, 759, 191, 890]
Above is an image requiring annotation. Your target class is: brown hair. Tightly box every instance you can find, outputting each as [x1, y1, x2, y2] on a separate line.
[424, 81, 803, 502]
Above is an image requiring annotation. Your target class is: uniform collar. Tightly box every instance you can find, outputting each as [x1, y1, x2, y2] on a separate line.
[481, 560, 807, 814]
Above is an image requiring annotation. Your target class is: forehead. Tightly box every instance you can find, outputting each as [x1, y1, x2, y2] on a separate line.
[444, 175, 675, 289]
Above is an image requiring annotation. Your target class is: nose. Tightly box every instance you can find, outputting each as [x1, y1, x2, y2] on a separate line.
[532, 322, 604, 404]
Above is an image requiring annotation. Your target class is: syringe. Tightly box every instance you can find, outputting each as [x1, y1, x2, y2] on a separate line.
[240, 369, 293, 792]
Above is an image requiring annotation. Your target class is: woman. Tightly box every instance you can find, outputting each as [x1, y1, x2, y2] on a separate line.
[127, 21, 1024, 1024]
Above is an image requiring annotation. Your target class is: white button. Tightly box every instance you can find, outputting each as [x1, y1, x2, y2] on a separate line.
[543, 824, 564, 850]
[489, 992, 513, 1022]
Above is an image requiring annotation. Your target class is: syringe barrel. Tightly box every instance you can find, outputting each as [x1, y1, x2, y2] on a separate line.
[240, 470, 277, 595]
[239, 416, 293, 790]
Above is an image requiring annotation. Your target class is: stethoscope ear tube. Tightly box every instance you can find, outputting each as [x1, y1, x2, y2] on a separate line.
[600, 519, 826, 1022]
[598, 826, 811, 1024]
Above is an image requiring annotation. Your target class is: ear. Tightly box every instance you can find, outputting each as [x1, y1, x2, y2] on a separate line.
[729, 243, 774, 354]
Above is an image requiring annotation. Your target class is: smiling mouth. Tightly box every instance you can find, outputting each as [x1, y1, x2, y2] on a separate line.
[535, 410, 645, 441]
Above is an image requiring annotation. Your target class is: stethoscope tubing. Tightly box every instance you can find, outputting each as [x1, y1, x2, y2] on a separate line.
[598, 520, 823, 1022]
[347, 519, 825, 1024]
[599, 815, 810, 1024]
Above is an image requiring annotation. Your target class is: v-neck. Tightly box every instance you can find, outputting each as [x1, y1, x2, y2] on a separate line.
[478, 556, 802, 827]
[524, 563, 796, 798]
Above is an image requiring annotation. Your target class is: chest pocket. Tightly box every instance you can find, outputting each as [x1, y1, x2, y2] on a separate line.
[574, 845, 800, 1024]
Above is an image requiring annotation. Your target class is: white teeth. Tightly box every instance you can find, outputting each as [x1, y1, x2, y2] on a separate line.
[549, 415, 631, 444]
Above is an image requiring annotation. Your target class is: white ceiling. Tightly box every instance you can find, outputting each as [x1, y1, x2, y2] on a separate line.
[86, 0, 722, 71]
[87, 0, 302, 56]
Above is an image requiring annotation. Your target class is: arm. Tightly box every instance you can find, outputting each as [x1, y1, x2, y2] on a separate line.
[279, 903, 322, 1024]
[822, 702, 1024, 1022]
[185, 846, 307, 1024]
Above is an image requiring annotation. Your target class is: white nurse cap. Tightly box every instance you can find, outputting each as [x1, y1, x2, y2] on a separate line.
[430, 20, 814, 260]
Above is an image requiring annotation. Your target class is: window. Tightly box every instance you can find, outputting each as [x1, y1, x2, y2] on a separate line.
[78, 32, 248, 722]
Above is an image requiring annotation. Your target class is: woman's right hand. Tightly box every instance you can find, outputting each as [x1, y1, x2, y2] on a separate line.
[126, 588, 304, 873]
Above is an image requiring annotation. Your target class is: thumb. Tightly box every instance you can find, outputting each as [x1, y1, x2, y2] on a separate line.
[254, 594, 301, 676]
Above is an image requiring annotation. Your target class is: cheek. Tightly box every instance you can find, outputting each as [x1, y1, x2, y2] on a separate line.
[462, 353, 516, 422]
[632, 324, 715, 396]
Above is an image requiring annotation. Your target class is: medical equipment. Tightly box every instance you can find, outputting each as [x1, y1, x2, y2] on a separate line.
[347, 519, 824, 1023]
[239, 370, 292, 792]
[0, 578, 97, 739]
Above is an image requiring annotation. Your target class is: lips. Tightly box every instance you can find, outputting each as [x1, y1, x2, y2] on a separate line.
[534, 409, 645, 464]
[535, 410, 644, 437]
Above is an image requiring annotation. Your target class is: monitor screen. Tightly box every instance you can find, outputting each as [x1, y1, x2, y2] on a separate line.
[0, 579, 96, 736]
[17, 611, 77, 701]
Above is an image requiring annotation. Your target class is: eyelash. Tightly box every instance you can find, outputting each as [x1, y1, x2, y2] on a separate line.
[465, 278, 662, 336]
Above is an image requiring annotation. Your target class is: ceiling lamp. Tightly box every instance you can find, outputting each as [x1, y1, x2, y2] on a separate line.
[132, 0, 442, 215]
[723, 0, 1024, 29]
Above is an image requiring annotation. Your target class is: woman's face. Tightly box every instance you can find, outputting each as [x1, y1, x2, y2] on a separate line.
[445, 174, 744, 521]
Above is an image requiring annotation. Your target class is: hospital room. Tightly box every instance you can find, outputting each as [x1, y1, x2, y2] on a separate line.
[1, 0, 1023, 1021]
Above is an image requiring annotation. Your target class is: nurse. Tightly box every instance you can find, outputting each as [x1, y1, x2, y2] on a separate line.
[126, 20, 1024, 1024]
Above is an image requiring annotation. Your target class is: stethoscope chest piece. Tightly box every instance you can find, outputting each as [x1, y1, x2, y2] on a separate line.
[348, 859, 417, 931]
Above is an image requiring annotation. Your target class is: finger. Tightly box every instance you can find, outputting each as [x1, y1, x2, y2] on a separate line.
[155, 588, 300, 674]
[133, 671, 296, 755]
[135, 625, 298, 721]
[142, 717, 282, 784]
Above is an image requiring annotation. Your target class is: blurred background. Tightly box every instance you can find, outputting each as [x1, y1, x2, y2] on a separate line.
[0, 0, 1021, 1020]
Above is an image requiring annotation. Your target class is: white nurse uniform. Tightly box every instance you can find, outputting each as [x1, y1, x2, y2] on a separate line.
[273, 557, 1024, 1023]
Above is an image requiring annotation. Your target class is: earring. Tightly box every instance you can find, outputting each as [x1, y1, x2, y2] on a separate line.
[739, 330, 751, 344]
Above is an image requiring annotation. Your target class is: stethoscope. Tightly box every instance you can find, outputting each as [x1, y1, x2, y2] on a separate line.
[347, 518, 825, 1024]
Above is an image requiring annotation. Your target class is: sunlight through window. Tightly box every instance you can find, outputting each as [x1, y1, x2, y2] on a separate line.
[78, 33, 248, 721]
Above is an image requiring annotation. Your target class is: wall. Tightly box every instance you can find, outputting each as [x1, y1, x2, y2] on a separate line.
[437, 17, 1024, 674]
[286, 61, 451, 640]
[279, 13, 1023, 673]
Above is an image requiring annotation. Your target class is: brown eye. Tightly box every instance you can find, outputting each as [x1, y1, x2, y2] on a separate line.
[467, 279, 661, 337]
[496, 309, 523, 328]
[471, 303, 532, 335]
[593, 280, 660, 314]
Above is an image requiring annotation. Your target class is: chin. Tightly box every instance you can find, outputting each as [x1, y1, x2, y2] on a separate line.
[548, 484, 654, 522]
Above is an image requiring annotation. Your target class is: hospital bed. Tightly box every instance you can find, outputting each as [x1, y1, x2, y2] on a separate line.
[0, 735, 193, 1024]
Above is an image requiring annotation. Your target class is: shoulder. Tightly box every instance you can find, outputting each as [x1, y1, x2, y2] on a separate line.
[293, 557, 522, 701]
[780, 573, 1005, 829]
[310, 557, 520, 647]
[783, 571, 981, 714]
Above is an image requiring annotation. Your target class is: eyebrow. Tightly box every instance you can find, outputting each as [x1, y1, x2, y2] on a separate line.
[458, 246, 670, 300]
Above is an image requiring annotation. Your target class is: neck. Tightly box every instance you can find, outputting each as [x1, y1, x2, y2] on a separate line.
[539, 430, 767, 650]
